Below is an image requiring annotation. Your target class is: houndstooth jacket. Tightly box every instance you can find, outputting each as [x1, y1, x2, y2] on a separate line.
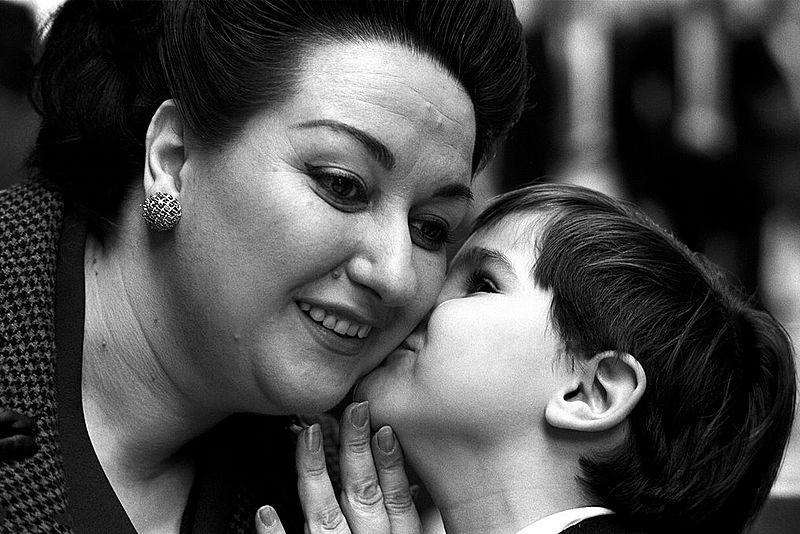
[0, 181, 71, 532]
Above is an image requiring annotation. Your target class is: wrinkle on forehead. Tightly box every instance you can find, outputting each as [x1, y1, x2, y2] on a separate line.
[305, 73, 473, 135]
[300, 41, 475, 133]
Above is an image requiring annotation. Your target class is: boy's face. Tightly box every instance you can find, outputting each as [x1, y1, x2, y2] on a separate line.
[356, 214, 565, 444]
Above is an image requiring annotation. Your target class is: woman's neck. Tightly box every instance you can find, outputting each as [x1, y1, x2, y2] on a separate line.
[408, 435, 592, 534]
[82, 229, 224, 532]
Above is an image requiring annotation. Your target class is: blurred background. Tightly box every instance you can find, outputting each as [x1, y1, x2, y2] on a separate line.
[2, 0, 799, 531]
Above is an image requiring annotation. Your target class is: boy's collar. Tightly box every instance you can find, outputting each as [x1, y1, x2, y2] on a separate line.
[515, 506, 615, 534]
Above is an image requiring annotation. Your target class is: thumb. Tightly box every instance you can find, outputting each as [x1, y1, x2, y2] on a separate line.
[255, 505, 287, 534]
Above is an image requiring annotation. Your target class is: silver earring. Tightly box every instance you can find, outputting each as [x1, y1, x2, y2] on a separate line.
[141, 192, 182, 231]
[332, 269, 342, 279]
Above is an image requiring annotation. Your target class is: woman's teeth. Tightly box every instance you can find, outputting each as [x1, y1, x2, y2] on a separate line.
[298, 302, 372, 339]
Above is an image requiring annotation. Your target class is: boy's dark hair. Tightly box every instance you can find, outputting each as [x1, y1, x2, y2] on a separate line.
[32, 0, 528, 236]
[474, 183, 796, 534]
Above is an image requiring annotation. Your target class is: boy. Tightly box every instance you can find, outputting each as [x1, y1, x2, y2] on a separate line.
[262, 184, 796, 534]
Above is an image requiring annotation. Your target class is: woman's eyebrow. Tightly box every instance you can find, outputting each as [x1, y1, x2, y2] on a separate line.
[295, 119, 395, 170]
[449, 246, 515, 277]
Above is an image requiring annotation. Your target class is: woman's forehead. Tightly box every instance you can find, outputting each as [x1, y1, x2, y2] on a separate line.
[297, 40, 474, 131]
[287, 39, 476, 180]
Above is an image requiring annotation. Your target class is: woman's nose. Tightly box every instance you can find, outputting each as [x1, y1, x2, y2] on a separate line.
[344, 219, 419, 307]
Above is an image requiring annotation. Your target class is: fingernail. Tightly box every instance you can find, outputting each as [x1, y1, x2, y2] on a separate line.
[376, 426, 395, 453]
[257, 505, 276, 527]
[351, 401, 369, 429]
[305, 424, 321, 453]
[289, 415, 311, 436]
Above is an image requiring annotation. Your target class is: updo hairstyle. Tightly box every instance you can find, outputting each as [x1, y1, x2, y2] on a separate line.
[31, 0, 529, 235]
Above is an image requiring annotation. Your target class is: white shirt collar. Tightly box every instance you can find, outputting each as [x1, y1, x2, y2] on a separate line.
[515, 507, 615, 534]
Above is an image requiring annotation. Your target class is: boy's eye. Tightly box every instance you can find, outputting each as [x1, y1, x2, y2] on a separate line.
[466, 270, 499, 294]
[409, 217, 455, 252]
[307, 165, 367, 209]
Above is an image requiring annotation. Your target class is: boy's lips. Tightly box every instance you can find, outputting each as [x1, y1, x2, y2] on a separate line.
[399, 329, 425, 353]
[353, 335, 421, 401]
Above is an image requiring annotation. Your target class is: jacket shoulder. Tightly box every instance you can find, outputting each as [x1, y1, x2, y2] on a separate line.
[0, 180, 71, 532]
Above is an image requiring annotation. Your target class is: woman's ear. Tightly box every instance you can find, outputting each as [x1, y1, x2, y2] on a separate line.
[545, 351, 646, 432]
[143, 100, 185, 198]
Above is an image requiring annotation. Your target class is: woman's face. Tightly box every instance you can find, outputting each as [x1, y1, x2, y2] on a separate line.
[169, 41, 476, 414]
[356, 215, 564, 443]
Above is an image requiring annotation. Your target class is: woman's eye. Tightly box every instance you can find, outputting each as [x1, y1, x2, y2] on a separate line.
[466, 270, 499, 294]
[307, 166, 367, 209]
[328, 176, 359, 199]
[409, 217, 455, 252]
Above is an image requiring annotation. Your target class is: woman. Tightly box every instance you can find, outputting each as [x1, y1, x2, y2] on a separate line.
[277, 184, 796, 534]
[0, 1, 528, 532]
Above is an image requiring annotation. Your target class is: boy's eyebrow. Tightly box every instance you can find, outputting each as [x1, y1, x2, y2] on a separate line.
[450, 246, 515, 277]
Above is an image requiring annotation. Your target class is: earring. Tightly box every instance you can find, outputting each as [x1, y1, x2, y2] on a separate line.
[141, 192, 182, 231]
[331, 269, 342, 279]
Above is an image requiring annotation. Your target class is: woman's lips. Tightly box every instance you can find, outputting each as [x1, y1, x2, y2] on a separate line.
[297, 301, 373, 339]
[295, 303, 369, 356]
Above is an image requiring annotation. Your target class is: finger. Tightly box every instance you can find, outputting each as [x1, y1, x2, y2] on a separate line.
[338, 401, 391, 533]
[372, 426, 422, 533]
[255, 505, 287, 534]
[296, 424, 351, 534]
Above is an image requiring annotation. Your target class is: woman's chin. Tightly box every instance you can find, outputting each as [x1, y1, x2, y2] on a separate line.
[354, 348, 418, 429]
[352, 370, 379, 403]
[355, 349, 404, 399]
[264, 381, 353, 415]
[351, 375, 392, 428]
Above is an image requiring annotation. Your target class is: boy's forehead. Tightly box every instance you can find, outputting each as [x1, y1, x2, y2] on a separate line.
[458, 214, 541, 267]
[468, 213, 541, 250]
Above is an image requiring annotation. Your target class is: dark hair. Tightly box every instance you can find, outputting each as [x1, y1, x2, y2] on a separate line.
[31, 0, 528, 234]
[474, 183, 797, 534]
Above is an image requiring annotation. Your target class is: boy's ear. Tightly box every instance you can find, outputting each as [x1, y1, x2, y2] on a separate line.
[143, 100, 185, 198]
[545, 351, 646, 432]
